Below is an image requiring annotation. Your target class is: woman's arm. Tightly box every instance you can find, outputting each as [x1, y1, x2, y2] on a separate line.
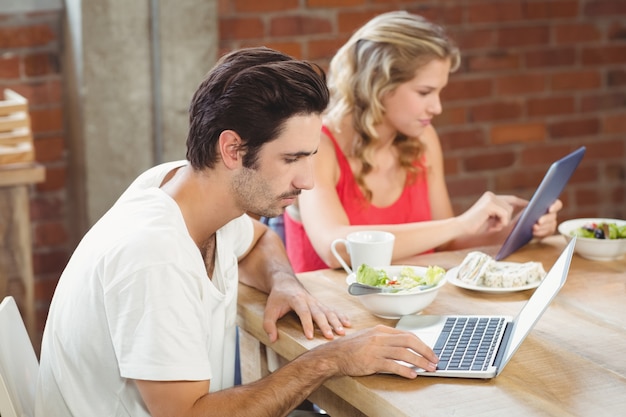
[424, 128, 562, 249]
[298, 127, 515, 267]
[300, 125, 563, 265]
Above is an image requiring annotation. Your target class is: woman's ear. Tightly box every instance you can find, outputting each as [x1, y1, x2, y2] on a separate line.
[218, 130, 243, 169]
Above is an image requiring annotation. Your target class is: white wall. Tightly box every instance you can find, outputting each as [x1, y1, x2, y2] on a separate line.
[1, 0, 62, 13]
[63, 0, 217, 227]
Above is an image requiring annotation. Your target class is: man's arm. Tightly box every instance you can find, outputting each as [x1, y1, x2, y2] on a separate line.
[135, 350, 330, 417]
[135, 325, 438, 417]
[238, 219, 350, 341]
[237, 218, 293, 293]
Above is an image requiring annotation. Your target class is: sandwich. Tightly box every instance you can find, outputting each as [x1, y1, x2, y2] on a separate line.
[457, 251, 546, 288]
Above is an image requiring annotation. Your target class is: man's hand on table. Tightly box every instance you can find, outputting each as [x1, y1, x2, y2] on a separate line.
[263, 276, 351, 342]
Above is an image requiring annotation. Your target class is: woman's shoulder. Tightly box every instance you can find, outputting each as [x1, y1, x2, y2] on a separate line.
[416, 125, 443, 163]
[418, 125, 440, 147]
[322, 119, 356, 150]
[320, 125, 351, 162]
[307, 125, 349, 190]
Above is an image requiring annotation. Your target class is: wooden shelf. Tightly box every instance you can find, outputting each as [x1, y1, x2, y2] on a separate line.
[0, 163, 45, 187]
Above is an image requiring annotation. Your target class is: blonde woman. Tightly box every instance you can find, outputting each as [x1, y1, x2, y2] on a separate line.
[284, 11, 561, 273]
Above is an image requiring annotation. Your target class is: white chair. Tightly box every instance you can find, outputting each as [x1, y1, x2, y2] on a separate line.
[0, 296, 39, 417]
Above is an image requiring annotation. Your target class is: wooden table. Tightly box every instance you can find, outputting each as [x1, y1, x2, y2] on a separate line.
[237, 235, 626, 417]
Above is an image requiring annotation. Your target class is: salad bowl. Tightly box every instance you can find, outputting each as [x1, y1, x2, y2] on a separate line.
[558, 218, 626, 261]
[346, 264, 446, 319]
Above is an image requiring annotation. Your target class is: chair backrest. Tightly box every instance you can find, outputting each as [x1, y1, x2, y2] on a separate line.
[0, 296, 39, 417]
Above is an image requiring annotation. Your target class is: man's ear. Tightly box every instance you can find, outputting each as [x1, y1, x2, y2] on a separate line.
[218, 130, 243, 169]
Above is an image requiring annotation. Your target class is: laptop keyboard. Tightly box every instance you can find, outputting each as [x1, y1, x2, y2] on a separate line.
[433, 317, 505, 371]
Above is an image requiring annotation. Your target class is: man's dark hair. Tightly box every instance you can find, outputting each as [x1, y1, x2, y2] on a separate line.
[186, 47, 330, 169]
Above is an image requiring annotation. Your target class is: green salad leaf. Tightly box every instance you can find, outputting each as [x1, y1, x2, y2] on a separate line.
[570, 222, 626, 240]
[424, 265, 446, 285]
[355, 264, 445, 291]
[355, 264, 388, 287]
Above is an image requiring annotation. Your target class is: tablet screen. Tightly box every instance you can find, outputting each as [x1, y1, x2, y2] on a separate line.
[495, 146, 586, 261]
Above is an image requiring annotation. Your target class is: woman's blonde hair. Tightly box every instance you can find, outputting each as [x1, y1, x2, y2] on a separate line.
[326, 11, 460, 201]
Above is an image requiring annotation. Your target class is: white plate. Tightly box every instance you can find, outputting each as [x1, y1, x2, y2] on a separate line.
[445, 266, 541, 293]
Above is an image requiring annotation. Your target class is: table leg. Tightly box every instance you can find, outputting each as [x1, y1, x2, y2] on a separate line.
[0, 185, 35, 341]
[238, 327, 270, 384]
[308, 386, 368, 417]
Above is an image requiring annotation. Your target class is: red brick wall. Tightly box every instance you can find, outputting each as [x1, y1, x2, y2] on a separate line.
[1, 1, 625, 346]
[219, 0, 626, 219]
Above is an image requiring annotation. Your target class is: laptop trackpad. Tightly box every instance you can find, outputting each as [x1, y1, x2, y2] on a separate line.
[396, 315, 449, 349]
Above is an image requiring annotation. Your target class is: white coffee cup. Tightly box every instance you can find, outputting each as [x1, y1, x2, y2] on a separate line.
[330, 231, 395, 275]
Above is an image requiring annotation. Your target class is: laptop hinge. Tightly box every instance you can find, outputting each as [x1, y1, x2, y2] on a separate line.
[493, 321, 514, 371]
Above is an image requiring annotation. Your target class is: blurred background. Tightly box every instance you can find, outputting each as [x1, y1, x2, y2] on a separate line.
[1, 0, 625, 352]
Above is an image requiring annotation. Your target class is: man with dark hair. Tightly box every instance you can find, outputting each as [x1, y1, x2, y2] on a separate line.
[36, 47, 437, 417]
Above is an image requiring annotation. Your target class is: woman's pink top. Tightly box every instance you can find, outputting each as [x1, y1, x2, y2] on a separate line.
[285, 126, 433, 273]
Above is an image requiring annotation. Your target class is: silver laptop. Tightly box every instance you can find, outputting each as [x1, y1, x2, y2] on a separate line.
[396, 237, 576, 379]
[495, 146, 585, 261]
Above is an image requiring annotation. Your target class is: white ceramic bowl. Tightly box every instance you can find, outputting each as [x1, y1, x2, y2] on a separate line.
[346, 265, 446, 319]
[558, 218, 626, 261]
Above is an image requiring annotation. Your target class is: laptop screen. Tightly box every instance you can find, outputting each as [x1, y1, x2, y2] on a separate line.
[496, 237, 576, 374]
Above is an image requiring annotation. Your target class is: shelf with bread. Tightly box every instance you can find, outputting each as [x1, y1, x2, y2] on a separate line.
[0, 89, 36, 166]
